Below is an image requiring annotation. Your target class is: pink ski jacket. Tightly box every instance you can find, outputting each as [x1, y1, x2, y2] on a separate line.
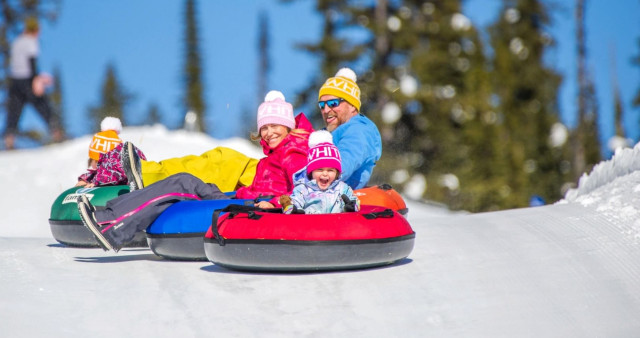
[235, 113, 314, 206]
[78, 143, 147, 186]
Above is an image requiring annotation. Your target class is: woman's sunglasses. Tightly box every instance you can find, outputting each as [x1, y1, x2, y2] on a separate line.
[318, 98, 344, 110]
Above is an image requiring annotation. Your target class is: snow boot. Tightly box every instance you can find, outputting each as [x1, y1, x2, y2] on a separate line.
[121, 141, 143, 191]
[77, 200, 121, 252]
[77, 194, 96, 213]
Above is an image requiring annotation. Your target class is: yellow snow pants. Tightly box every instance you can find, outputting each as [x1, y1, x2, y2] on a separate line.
[141, 146, 259, 192]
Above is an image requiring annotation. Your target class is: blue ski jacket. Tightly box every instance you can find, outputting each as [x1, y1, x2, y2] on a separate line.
[331, 114, 382, 189]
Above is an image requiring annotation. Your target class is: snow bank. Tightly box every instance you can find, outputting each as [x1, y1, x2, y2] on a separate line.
[561, 141, 640, 240]
[564, 141, 640, 201]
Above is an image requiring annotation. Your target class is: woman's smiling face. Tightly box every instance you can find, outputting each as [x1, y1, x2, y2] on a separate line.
[311, 168, 338, 190]
[259, 124, 289, 148]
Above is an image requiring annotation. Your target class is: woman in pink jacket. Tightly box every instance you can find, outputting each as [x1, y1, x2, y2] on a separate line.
[236, 110, 312, 208]
[77, 91, 313, 252]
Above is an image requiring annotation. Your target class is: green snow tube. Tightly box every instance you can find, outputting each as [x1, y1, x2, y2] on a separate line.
[49, 186, 148, 248]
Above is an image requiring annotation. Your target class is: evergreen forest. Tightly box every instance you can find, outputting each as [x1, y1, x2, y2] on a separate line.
[1, 0, 639, 212]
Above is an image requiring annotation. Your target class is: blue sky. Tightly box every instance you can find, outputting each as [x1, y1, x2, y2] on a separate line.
[7, 0, 640, 155]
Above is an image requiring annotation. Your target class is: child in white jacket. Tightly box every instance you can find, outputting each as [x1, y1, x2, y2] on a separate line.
[281, 130, 360, 214]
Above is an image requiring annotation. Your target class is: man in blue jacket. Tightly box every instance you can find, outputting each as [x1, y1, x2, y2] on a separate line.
[317, 68, 382, 190]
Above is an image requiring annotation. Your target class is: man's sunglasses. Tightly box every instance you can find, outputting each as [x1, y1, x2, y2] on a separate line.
[318, 98, 344, 110]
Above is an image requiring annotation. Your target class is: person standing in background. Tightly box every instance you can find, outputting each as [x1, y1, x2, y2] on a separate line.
[4, 17, 62, 150]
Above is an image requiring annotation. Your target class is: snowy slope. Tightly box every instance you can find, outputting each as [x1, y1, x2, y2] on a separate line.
[0, 125, 264, 238]
[1, 127, 640, 337]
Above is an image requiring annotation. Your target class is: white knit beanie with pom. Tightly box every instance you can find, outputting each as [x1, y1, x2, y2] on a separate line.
[308, 129, 333, 147]
[100, 116, 123, 134]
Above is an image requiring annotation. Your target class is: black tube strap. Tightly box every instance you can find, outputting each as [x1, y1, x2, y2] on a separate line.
[362, 208, 395, 220]
[253, 195, 274, 203]
[210, 208, 226, 246]
[210, 204, 279, 246]
[378, 183, 393, 190]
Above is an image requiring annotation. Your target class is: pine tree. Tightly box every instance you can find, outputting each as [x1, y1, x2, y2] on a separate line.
[291, 0, 397, 179]
[296, 0, 510, 211]
[580, 73, 601, 171]
[403, 1, 510, 211]
[452, 13, 511, 211]
[290, 0, 505, 211]
[292, 0, 365, 126]
[257, 10, 270, 104]
[345, 1, 509, 211]
[237, 104, 255, 139]
[611, 63, 625, 139]
[182, 0, 206, 133]
[328, 0, 403, 187]
[571, 0, 600, 179]
[489, 0, 571, 207]
[50, 66, 66, 136]
[88, 63, 134, 131]
[144, 102, 162, 126]
[631, 39, 640, 128]
[608, 44, 628, 152]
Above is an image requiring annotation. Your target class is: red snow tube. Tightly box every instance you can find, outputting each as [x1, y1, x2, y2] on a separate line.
[204, 205, 415, 272]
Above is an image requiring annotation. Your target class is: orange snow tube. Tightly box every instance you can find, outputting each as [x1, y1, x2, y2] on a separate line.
[354, 184, 408, 215]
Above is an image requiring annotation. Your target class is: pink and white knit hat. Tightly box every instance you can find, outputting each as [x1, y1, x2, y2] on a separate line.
[307, 130, 342, 174]
[256, 90, 295, 131]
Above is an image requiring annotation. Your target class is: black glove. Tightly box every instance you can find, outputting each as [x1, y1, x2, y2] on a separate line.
[291, 206, 305, 214]
[342, 194, 356, 212]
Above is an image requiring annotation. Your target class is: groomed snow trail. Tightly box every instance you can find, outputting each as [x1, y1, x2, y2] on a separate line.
[2, 201, 639, 337]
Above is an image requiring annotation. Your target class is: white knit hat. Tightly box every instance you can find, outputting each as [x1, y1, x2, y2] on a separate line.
[100, 116, 123, 134]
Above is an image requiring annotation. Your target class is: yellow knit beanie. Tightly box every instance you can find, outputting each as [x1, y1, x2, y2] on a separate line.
[318, 68, 361, 111]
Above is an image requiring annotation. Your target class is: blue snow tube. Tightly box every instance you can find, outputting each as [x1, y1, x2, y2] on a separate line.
[145, 195, 262, 261]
